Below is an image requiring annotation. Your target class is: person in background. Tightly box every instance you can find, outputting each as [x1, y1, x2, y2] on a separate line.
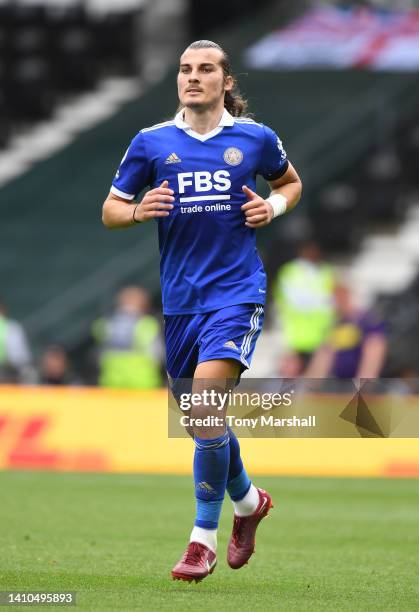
[304, 284, 388, 379]
[273, 241, 336, 376]
[39, 345, 79, 386]
[0, 298, 34, 383]
[92, 286, 163, 389]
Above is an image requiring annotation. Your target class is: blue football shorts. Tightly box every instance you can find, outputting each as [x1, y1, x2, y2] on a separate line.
[165, 303, 264, 397]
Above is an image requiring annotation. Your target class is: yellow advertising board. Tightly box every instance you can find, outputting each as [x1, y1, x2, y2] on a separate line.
[0, 385, 418, 477]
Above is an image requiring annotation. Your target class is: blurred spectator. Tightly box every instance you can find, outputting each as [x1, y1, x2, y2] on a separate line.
[0, 298, 34, 383]
[273, 241, 336, 376]
[92, 286, 163, 389]
[39, 345, 79, 386]
[305, 284, 388, 379]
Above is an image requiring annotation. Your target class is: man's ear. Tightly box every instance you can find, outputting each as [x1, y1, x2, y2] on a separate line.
[224, 75, 234, 92]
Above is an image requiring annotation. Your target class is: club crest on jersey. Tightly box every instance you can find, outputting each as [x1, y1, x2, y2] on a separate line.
[223, 147, 243, 166]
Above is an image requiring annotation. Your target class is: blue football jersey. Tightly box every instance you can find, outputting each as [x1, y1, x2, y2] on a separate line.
[111, 109, 288, 315]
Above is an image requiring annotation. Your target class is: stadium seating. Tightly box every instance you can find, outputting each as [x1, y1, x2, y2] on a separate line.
[375, 273, 419, 375]
[0, 2, 142, 146]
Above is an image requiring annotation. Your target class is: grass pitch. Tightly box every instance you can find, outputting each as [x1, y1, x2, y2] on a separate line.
[1, 471, 418, 611]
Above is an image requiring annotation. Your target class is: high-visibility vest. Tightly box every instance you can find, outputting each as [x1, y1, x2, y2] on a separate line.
[274, 260, 335, 353]
[92, 315, 161, 389]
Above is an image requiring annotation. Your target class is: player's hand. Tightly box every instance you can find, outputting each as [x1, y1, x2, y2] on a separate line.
[241, 185, 274, 228]
[134, 180, 174, 222]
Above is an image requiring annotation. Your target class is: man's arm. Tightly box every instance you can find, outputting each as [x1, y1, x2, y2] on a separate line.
[102, 192, 138, 229]
[356, 333, 387, 379]
[304, 344, 335, 378]
[102, 180, 174, 229]
[241, 162, 302, 228]
[268, 161, 302, 214]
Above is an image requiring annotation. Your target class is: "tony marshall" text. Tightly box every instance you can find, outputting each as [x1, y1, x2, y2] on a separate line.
[180, 415, 316, 429]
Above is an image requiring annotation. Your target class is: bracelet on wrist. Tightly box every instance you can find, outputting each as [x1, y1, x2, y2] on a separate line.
[132, 203, 142, 224]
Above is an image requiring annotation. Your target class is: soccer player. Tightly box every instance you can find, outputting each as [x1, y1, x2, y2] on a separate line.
[102, 40, 302, 582]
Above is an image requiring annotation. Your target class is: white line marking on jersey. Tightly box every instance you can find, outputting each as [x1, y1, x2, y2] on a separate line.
[179, 195, 231, 202]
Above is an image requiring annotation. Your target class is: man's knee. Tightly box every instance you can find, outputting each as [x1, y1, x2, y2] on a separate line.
[190, 403, 226, 439]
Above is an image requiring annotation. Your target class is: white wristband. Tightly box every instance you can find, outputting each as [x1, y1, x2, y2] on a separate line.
[266, 194, 287, 218]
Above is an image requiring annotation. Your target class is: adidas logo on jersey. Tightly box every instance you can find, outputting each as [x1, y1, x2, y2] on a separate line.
[165, 152, 182, 164]
[223, 340, 239, 351]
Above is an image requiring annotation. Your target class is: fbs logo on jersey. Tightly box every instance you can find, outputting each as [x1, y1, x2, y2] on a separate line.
[223, 340, 239, 351]
[178, 170, 231, 195]
[165, 152, 182, 164]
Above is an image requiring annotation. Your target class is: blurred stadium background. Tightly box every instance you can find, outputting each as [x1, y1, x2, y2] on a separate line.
[1, 0, 419, 607]
[1, 0, 419, 473]
[3, 0, 419, 380]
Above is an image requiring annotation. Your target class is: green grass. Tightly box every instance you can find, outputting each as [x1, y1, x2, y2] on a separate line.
[0, 472, 418, 611]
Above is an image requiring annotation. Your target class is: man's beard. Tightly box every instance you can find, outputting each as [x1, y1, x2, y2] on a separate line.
[184, 98, 221, 112]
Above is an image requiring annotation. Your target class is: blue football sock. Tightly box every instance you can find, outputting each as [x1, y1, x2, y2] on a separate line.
[226, 426, 252, 502]
[193, 431, 230, 529]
